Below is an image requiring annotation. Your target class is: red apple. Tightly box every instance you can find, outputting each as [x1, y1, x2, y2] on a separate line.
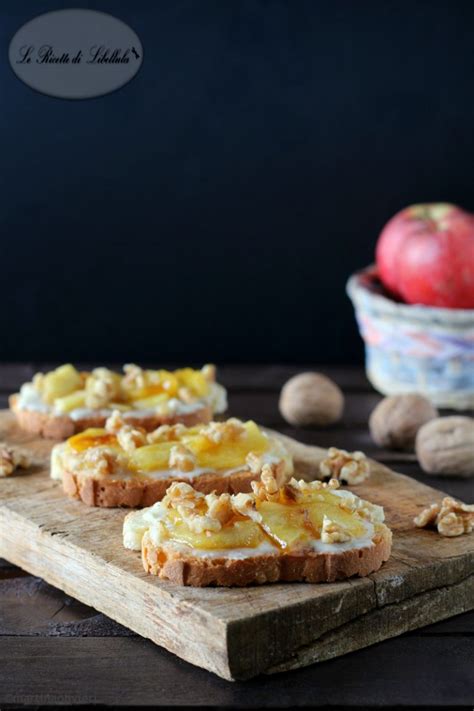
[376, 203, 474, 309]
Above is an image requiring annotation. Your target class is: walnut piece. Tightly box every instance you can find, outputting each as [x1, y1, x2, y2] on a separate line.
[279, 372, 344, 427]
[116, 425, 147, 454]
[147, 423, 186, 444]
[287, 476, 340, 494]
[320, 447, 370, 485]
[246, 452, 264, 475]
[251, 464, 281, 501]
[413, 503, 439, 528]
[163, 482, 203, 510]
[321, 515, 352, 543]
[245, 447, 290, 485]
[168, 444, 197, 473]
[414, 496, 474, 537]
[415, 417, 474, 477]
[85, 368, 121, 409]
[162, 482, 233, 534]
[201, 419, 245, 445]
[231, 492, 262, 522]
[0, 443, 31, 477]
[81, 447, 120, 477]
[183, 513, 222, 534]
[105, 410, 126, 433]
[122, 363, 146, 390]
[437, 512, 471, 537]
[205, 492, 233, 526]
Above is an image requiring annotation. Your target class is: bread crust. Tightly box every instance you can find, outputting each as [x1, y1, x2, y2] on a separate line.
[61, 467, 259, 508]
[9, 394, 212, 440]
[141, 525, 392, 586]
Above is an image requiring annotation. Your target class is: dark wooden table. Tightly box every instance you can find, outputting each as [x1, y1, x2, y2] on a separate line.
[1, 363, 473, 708]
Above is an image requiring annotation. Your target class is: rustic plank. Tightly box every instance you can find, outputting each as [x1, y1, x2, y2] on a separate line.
[267, 573, 474, 673]
[3, 572, 473, 637]
[0, 636, 472, 706]
[0, 411, 473, 680]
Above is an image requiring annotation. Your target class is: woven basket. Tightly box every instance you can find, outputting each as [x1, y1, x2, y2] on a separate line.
[347, 267, 474, 409]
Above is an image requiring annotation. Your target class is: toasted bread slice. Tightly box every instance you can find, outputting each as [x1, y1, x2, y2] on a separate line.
[140, 525, 392, 586]
[10, 394, 211, 440]
[60, 467, 262, 508]
[51, 417, 293, 508]
[124, 474, 392, 587]
[10, 363, 226, 439]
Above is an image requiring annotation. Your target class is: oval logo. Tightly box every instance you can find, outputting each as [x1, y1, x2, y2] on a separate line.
[9, 9, 143, 99]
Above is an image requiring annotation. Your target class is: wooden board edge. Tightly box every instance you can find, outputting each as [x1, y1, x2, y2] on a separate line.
[264, 573, 474, 677]
[0, 506, 234, 681]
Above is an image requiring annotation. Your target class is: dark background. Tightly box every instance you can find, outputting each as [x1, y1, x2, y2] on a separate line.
[1, 0, 473, 364]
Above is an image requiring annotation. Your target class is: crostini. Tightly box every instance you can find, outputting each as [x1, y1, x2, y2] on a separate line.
[10, 363, 226, 438]
[51, 415, 293, 507]
[123, 472, 392, 586]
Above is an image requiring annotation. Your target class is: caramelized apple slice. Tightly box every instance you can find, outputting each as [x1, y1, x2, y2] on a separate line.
[131, 393, 169, 410]
[129, 442, 175, 472]
[176, 368, 209, 398]
[54, 390, 86, 413]
[68, 428, 118, 452]
[148, 370, 179, 397]
[257, 500, 311, 549]
[124, 371, 179, 402]
[43, 365, 83, 404]
[184, 421, 269, 470]
[306, 501, 368, 538]
[168, 518, 265, 550]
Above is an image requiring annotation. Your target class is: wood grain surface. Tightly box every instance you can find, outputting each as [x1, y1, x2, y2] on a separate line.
[1, 365, 473, 704]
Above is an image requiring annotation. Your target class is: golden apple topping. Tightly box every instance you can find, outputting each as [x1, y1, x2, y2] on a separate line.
[19, 363, 225, 416]
[123, 471, 386, 553]
[61, 418, 293, 481]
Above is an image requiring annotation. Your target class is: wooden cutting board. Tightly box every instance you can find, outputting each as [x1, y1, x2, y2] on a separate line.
[0, 411, 472, 680]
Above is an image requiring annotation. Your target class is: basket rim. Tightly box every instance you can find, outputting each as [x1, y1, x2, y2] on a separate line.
[346, 266, 474, 325]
